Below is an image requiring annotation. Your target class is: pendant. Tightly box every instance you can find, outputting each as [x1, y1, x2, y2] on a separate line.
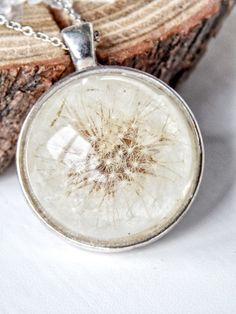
[17, 23, 204, 252]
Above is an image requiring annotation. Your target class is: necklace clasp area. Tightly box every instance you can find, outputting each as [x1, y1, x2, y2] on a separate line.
[62, 22, 97, 71]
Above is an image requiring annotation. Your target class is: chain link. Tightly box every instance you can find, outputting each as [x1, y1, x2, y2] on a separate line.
[51, 0, 82, 21]
[0, 0, 99, 51]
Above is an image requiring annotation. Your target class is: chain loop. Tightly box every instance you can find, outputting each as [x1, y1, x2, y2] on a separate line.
[34, 32, 49, 42]
[0, 0, 97, 51]
[9, 21, 21, 31]
[22, 25, 34, 36]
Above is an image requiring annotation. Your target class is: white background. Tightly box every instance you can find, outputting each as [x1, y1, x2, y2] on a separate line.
[0, 9, 236, 314]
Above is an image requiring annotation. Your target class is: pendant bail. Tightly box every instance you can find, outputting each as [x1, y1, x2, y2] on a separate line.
[62, 22, 97, 71]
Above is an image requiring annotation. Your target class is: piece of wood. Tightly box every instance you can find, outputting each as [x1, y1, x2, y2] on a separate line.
[0, 0, 234, 173]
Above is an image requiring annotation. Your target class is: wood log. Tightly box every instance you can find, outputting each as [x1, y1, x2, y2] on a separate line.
[0, 0, 234, 173]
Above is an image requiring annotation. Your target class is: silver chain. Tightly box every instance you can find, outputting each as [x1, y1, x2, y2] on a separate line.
[0, 0, 98, 51]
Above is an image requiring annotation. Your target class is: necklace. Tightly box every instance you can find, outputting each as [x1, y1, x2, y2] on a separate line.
[1, 0, 204, 252]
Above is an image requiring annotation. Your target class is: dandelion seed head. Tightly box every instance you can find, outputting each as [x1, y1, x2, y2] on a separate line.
[65, 105, 170, 197]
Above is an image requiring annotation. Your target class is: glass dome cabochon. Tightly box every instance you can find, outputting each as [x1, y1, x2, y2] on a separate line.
[17, 67, 204, 251]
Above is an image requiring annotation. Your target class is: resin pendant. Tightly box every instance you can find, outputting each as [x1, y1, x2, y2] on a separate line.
[17, 23, 204, 251]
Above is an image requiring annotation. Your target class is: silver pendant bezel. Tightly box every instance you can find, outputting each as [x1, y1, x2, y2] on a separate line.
[16, 66, 204, 252]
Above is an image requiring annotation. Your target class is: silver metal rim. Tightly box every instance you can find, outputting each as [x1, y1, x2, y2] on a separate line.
[16, 66, 204, 252]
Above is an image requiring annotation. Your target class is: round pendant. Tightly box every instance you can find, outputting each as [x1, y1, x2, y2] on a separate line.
[17, 66, 203, 251]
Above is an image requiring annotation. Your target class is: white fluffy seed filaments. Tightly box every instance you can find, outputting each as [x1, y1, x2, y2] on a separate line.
[60, 102, 176, 201]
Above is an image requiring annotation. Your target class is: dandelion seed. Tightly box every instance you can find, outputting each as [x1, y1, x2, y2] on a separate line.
[63, 102, 172, 198]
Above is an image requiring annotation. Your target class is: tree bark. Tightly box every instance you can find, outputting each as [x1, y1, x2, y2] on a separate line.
[0, 0, 234, 173]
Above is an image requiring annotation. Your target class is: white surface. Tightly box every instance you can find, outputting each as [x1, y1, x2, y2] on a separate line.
[1, 10, 236, 314]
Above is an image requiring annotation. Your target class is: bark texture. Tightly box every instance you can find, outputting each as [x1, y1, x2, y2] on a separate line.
[0, 0, 235, 173]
